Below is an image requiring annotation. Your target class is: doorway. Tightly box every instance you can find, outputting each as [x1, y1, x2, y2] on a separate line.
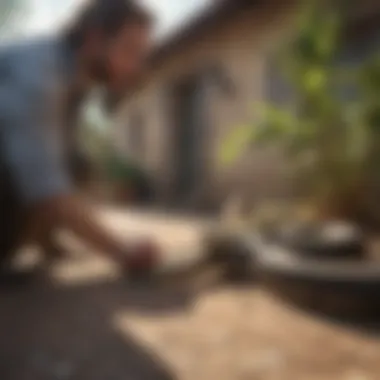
[170, 74, 208, 205]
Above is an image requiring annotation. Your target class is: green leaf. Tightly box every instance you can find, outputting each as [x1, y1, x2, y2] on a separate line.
[219, 123, 255, 165]
[219, 104, 300, 166]
[302, 67, 327, 93]
[359, 54, 380, 96]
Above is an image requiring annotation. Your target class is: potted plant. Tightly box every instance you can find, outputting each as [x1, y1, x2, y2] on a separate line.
[218, 1, 380, 319]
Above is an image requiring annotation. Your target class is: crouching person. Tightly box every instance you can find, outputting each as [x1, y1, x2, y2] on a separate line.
[0, 0, 160, 281]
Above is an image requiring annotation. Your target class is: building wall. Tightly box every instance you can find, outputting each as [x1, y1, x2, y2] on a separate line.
[112, 1, 298, 208]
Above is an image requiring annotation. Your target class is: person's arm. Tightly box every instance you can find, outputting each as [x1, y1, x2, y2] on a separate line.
[1, 88, 158, 271]
[30, 194, 127, 263]
[22, 192, 159, 271]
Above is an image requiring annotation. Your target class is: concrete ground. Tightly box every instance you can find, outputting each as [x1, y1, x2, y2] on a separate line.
[0, 209, 379, 380]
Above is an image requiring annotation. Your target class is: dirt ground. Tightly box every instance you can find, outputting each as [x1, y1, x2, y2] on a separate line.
[0, 210, 379, 380]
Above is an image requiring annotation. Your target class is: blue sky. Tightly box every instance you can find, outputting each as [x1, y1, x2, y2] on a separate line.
[27, 0, 211, 38]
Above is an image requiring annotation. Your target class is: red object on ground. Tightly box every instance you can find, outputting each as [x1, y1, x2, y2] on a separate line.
[124, 240, 161, 273]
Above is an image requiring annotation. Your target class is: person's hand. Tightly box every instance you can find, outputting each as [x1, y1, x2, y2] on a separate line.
[122, 239, 161, 275]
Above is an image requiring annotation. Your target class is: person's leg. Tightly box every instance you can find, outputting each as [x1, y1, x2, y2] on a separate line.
[34, 149, 92, 262]
[0, 148, 89, 270]
[0, 154, 33, 284]
[0, 172, 65, 284]
[0, 203, 24, 271]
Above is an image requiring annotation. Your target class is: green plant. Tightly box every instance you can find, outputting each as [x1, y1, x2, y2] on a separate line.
[220, 1, 380, 222]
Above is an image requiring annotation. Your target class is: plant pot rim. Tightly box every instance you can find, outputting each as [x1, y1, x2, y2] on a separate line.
[247, 234, 380, 282]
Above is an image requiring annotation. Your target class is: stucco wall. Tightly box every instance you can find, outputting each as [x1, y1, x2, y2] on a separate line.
[112, 2, 297, 207]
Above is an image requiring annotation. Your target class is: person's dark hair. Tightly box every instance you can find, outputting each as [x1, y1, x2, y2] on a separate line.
[65, 0, 153, 49]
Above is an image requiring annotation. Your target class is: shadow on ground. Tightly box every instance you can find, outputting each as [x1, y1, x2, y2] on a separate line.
[266, 289, 380, 339]
[0, 273, 202, 380]
[0, 263, 378, 380]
